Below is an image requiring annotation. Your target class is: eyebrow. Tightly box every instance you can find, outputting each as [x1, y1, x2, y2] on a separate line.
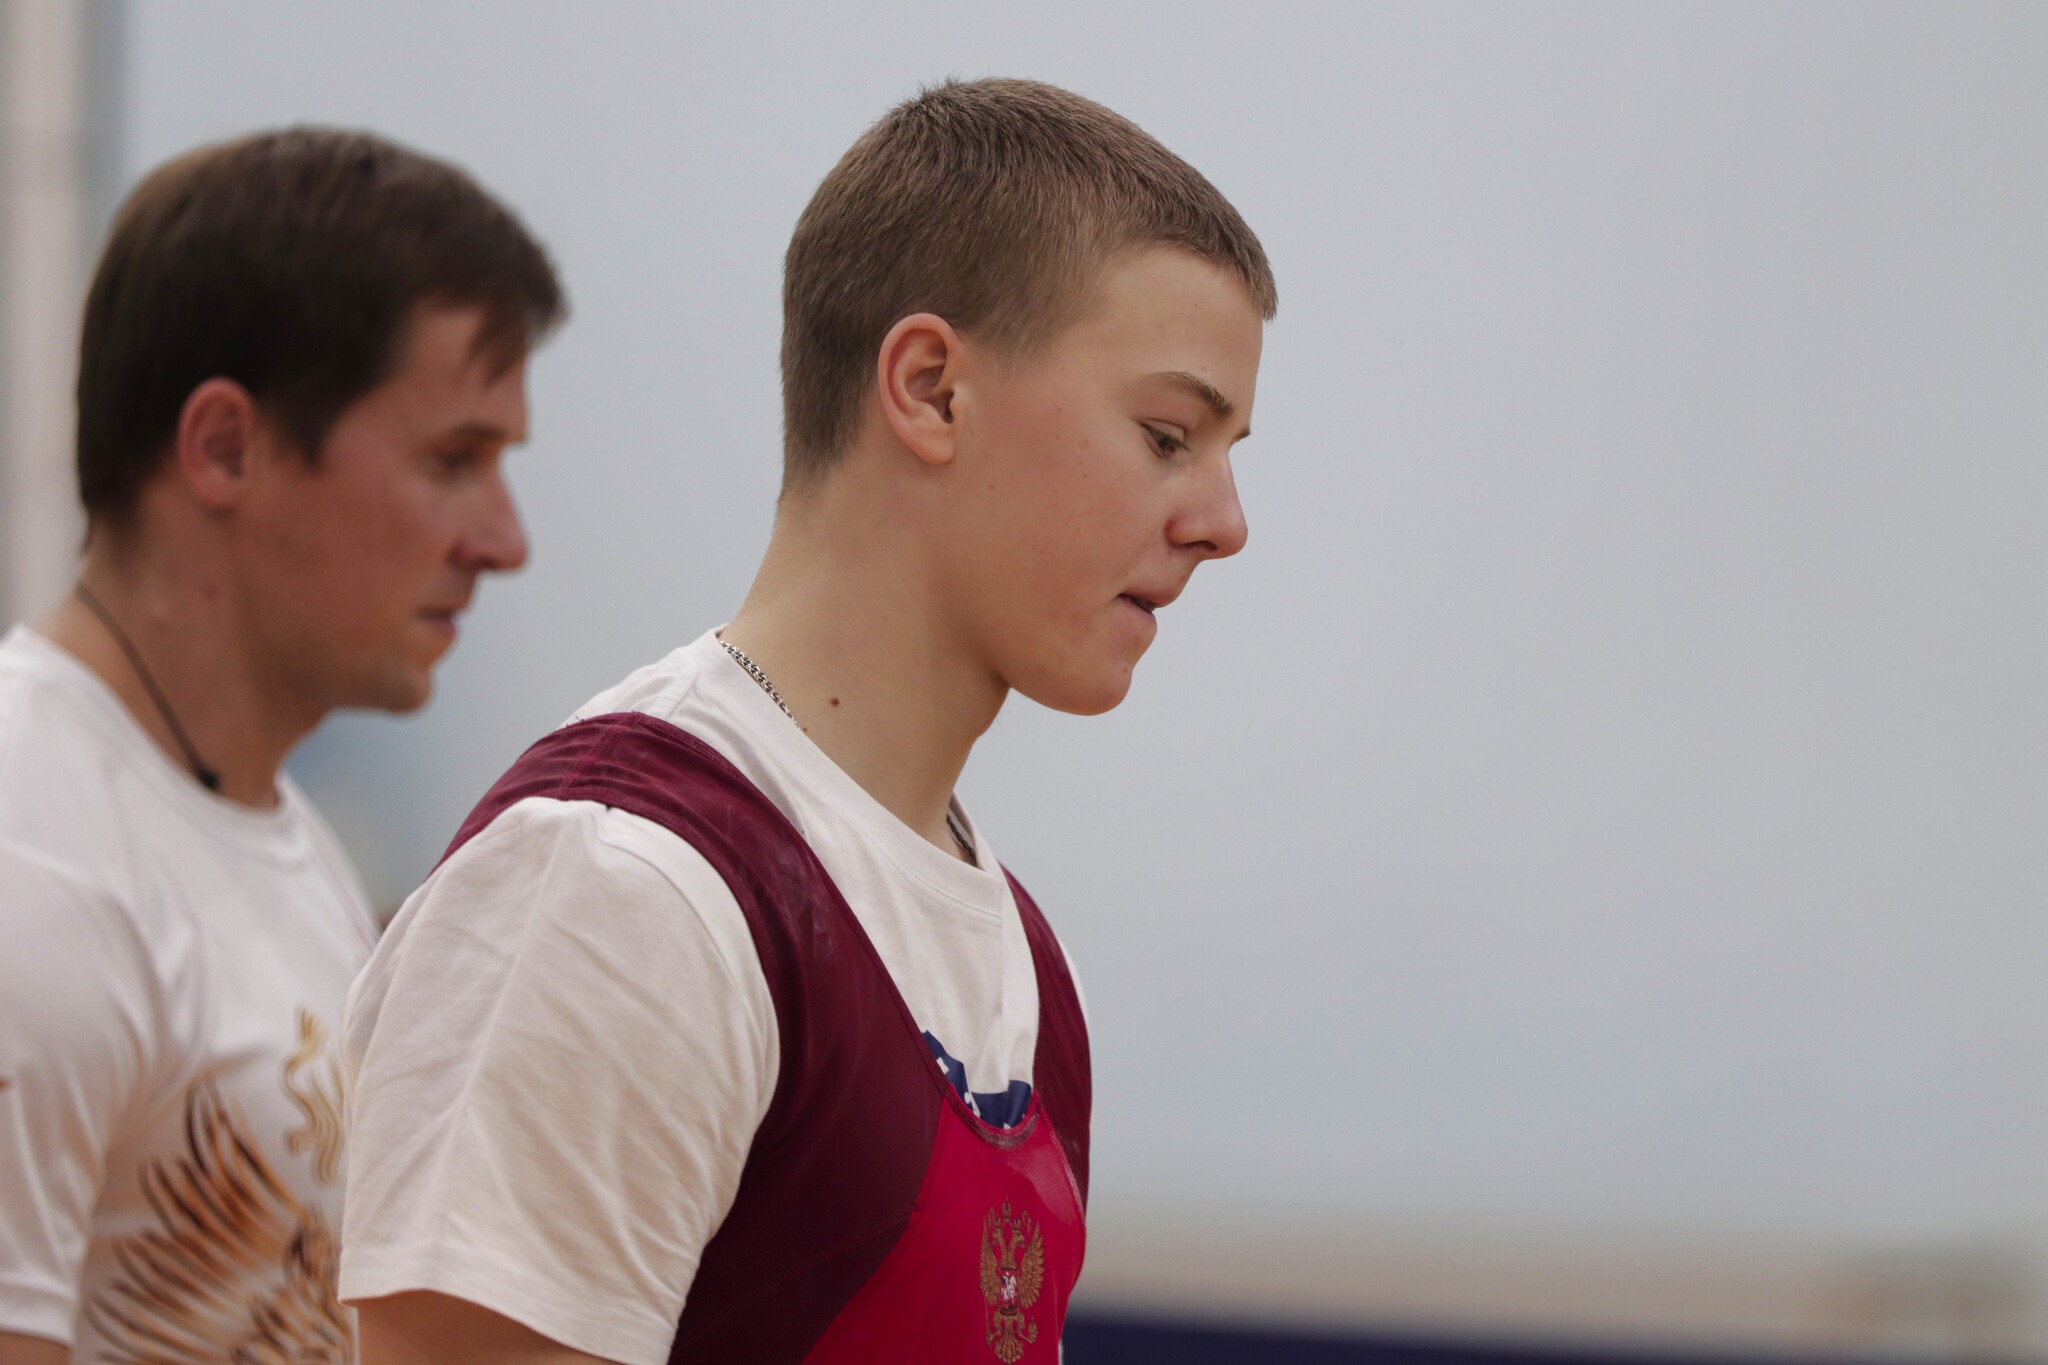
[1147, 370, 1250, 440]
[1151, 370, 1234, 418]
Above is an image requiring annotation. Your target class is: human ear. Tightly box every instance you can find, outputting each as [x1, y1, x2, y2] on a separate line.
[875, 313, 961, 468]
[172, 378, 264, 510]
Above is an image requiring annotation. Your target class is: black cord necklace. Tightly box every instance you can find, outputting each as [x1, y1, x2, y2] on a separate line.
[73, 581, 222, 793]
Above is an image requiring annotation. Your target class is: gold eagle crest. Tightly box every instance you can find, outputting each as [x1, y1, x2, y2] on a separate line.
[980, 1199, 1046, 1362]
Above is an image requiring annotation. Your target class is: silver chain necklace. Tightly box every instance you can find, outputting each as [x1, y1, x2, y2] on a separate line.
[719, 638, 795, 723]
[718, 636, 976, 865]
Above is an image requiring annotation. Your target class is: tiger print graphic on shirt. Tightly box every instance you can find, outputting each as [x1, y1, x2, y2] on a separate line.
[81, 1015, 353, 1364]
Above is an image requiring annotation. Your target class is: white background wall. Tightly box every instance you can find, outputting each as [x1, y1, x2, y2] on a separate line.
[0, 0, 95, 626]
[109, 0, 2048, 1275]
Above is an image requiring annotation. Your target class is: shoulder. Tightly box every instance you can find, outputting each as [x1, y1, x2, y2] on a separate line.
[278, 776, 378, 937]
[436, 791, 747, 918]
[355, 795, 766, 1034]
[0, 842, 152, 982]
[347, 794, 779, 1151]
[340, 795, 782, 1364]
[564, 637, 714, 727]
[0, 634, 187, 1003]
[0, 630, 135, 877]
[0, 839, 170, 1109]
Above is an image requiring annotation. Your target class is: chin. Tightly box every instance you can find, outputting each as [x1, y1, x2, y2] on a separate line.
[1014, 665, 1136, 717]
[348, 663, 435, 714]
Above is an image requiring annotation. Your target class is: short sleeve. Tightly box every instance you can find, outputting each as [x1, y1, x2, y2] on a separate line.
[0, 846, 161, 1345]
[338, 798, 777, 1365]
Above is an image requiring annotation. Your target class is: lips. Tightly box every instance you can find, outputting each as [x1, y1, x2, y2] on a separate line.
[1120, 581, 1183, 614]
[419, 592, 473, 621]
[417, 602, 467, 644]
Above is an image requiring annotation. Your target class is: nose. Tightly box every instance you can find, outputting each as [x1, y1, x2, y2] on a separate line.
[1172, 455, 1249, 562]
[456, 470, 530, 574]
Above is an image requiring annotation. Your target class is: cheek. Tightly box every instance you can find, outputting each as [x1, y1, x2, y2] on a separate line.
[255, 477, 440, 622]
[967, 395, 1151, 607]
[1050, 451, 1155, 555]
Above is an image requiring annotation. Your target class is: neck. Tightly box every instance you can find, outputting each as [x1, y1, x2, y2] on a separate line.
[723, 482, 1005, 863]
[37, 529, 321, 808]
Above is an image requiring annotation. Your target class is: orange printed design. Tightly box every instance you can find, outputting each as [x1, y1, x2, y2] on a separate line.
[980, 1200, 1046, 1362]
[283, 1008, 347, 1185]
[81, 1081, 354, 1364]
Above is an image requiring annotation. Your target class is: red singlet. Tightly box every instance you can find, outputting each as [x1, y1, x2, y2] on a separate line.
[446, 713, 1092, 1363]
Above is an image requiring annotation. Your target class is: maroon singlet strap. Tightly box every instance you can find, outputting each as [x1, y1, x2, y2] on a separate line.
[1008, 872, 1092, 1207]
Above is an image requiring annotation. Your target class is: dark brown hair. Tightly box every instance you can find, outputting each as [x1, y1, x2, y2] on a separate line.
[77, 127, 566, 524]
[780, 78, 1278, 492]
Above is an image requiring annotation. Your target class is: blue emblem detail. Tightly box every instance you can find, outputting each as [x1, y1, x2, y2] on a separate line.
[922, 1031, 1032, 1129]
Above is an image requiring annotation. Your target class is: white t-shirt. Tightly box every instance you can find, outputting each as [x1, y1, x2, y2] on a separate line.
[340, 629, 1071, 1365]
[0, 625, 377, 1358]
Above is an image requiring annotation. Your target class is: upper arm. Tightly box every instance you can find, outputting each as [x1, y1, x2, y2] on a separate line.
[0, 849, 156, 1345]
[339, 800, 777, 1365]
[0, 1330, 71, 1365]
[358, 1291, 617, 1365]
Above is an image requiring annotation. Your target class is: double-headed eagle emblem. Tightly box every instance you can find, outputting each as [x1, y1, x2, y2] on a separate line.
[980, 1199, 1046, 1362]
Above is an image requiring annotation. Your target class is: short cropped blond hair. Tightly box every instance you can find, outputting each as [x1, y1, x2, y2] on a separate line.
[779, 78, 1277, 491]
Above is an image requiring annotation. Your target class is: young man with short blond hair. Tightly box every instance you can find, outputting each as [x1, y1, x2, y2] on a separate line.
[0, 128, 563, 1365]
[342, 78, 1275, 1365]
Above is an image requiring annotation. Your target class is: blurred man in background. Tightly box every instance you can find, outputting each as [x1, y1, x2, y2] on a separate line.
[0, 128, 563, 1364]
